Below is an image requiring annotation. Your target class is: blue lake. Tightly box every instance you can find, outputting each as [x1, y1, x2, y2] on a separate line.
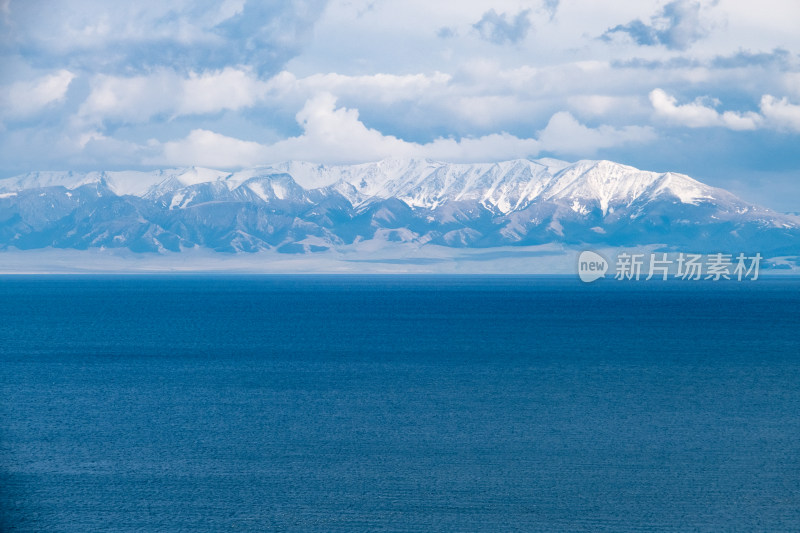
[1, 276, 799, 531]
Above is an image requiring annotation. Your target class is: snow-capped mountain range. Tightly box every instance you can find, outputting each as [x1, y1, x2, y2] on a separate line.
[1, 158, 798, 255]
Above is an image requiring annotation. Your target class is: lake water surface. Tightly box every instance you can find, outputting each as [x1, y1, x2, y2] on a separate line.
[1, 276, 799, 531]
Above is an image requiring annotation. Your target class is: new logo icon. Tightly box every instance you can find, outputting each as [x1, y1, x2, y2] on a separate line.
[578, 250, 608, 283]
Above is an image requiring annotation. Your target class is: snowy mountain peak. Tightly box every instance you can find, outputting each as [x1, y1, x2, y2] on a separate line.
[1, 157, 798, 256]
[0, 158, 772, 216]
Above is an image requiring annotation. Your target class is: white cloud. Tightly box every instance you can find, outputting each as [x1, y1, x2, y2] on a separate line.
[650, 88, 724, 127]
[79, 67, 269, 124]
[473, 9, 532, 45]
[719, 110, 762, 131]
[1, 70, 76, 119]
[4, 0, 327, 75]
[602, 0, 711, 50]
[567, 94, 647, 118]
[262, 61, 660, 134]
[178, 68, 268, 115]
[265, 93, 415, 162]
[649, 88, 762, 130]
[537, 111, 656, 154]
[145, 93, 653, 167]
[784, 73, 800, 99]
[269, 70, 452, 104]
[155, 129, 267, 168]
[650, 88, 800, 132]
[759, 95, 800, 132]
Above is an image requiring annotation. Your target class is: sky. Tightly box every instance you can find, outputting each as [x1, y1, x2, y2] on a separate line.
[0, 0, 799, 211]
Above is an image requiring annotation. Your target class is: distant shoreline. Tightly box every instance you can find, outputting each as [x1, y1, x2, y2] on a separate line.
[1, 247, 798, 277]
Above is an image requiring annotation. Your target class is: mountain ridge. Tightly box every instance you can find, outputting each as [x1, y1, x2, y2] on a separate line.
[1, 158, 798, 256]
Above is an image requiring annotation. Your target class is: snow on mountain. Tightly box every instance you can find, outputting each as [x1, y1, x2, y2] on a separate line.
[0, 158, 798, 255]
[0, 158, 750, 215]
[0, 170, 103, 192]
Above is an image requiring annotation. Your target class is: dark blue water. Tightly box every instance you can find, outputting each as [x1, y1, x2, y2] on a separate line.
[1, 276, 799, 532]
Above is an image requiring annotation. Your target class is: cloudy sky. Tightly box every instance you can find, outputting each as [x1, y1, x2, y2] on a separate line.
[1, 0, 799, 210]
